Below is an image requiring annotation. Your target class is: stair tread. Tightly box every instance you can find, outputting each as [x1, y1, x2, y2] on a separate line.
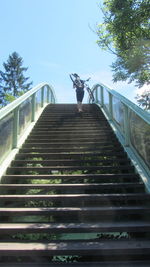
[19, 151, 123, 155]
[16, 151, 126, 156]
[0, 221, 150, 231]
[30, 130, 113, 133]
[1, 261, 150, 267]
[33, 125, 110, 128]
[0, 182, 143, 188]
[23, 142, 118, 146]
[12, 159, 129, 164]
[0, 193, 148, 198]
[0, 240, 150, 255]
[2, 173, 139, 178]
[26, 137, 117, 141]
[8, 165, 133, 170]
[0, 206, 149, 212]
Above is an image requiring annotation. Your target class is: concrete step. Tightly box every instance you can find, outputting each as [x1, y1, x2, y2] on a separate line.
[18, 147, 123, 154]
[0, 221, 150, 234]
[0, 206, 149, 216]
[0, 182, 144, 194]
[1, 261, 150, 267]
[22, 142, 120, 148]
[11, 158, 129, 166]
[0, 239, 150, 257]
[2, 173, 140, 183]
[0, 193, 149, 206]
[7, 165, 134, 174]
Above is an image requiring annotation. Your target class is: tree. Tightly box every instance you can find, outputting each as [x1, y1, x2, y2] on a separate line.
[0, 52, 32, 106]
[96, 0, 150, 87]
[135, 87, 150, 110]
[0, 76, 5, 106]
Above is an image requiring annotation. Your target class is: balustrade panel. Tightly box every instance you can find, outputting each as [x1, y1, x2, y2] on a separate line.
[35, 89, 42, 112]
[112, 96, 124, 133]
[0, 113, 13, 163]
[44, 86, 48, 102]
[18, 98, 32, 138]
[103, 87, 109, 113]
[129, 110, 150, 168]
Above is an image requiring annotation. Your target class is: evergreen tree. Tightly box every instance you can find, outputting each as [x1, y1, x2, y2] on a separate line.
[0, 52, 32, 106]
[0, 76, 5, 107]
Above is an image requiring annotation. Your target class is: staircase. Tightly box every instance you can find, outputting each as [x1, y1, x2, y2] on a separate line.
[0, 103, 150, 266]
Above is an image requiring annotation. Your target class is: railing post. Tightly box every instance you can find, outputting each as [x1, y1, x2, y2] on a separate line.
[95, 88, 98, 103]
[12, 106, 19, 148]
[47, 87, 50, 103]
[41, 86, 44, 107]
[50, 92, 53, 103]
[31, 93, 36, 122]
[123, 104, 130, 146]
[109, 92, 113, 120]
[100, 85, 104, 107]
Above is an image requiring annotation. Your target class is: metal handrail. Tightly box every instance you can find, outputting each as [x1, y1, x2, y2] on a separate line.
[0, 82, 56, 178]
[90, 83, 150, 192]
[0, 82, 56, 120]
[91, 83, 150, 124]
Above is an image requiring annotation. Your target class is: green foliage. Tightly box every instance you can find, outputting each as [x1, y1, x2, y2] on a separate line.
[0, 75, 5, 107]
[0, 51, 32, 106]
[96, 0, 150, 87]
[135, 89, 150, 110]
[3, 93, 16, 103]
[52, 255, 80, 263]
[97, 232, 130, 240]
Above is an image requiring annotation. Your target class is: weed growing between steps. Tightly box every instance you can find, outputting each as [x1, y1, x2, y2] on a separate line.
[27, 178, 62, 184]
[52, 255, 81, 263]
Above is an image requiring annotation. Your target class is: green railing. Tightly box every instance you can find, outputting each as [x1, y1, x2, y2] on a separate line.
[0, 82, 56, 178]
[91, 83, 150, 191]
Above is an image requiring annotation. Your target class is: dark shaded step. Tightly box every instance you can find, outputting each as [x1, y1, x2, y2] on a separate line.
[0, 206, 149, 216]
[22, 142, 119, 148]
[2, 173, 140, 183]
[39, 117, 103, 121]
[0, 193, 149, 207]
[18, 147, 124, 154]
[1, 260, 150, 267]
[0, 182, 144, 194]
[11, 158, 130, 166]
[37, 114, 106, 118]
[32, 126, 111, 131]
[15, 151, 128, 162]
[34, 121, 109, 125]
[30, 124, 111, 130]
[35, 121, 107, 126]
[29, 133, 115, 138]
[30, 129, 113, 134]
[0, 221, 150, 234]
[14, 152, 128, 160]
[0, 239, 150, 256]
[25, 136, 117, 142]
[38, 115, 103, 119]
[7, 165, 134, 174]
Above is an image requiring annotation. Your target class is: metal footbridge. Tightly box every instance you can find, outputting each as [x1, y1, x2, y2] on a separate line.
[0, 82, 150, 266]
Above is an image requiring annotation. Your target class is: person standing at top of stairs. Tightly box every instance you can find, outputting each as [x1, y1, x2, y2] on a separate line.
[70, 73, 85, 112]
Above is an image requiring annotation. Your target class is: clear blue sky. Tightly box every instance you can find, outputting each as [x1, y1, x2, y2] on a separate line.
[0, 0, 139, 103]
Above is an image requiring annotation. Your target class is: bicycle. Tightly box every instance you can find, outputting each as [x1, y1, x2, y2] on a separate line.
[69, 74, 95, 102]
